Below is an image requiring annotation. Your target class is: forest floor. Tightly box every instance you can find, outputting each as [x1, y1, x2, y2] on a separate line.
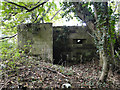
[0, 55, 120, 89]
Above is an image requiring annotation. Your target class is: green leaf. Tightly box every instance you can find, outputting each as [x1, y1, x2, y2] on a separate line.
[82, 4, 86, 7]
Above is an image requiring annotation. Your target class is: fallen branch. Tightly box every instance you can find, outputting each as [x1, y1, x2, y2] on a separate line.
[44, 67, 67, 78]
[0, 75, 19, 90]
[0, 80, 10, 90]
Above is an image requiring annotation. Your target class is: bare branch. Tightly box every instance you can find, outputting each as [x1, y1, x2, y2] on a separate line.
[13, 12, 18, 16]
[45, 5, 51, 14]
[26, 0, 49, 12]
[0, 34, 17, 40]
[87, 31, 94, 38]
[4, 0, 29, 11]
[4, 0, 49, 12]
[113, 5, 117, 14]
[21, 2, 27, 6]
[0, 80, 10, 90]
[35, 0, 41, 5]
[93, 5, 97, 20]
[31, 13, 35, 19]
[115, 50, 120, 60]
[37, 5, 51, 23]
[33, 14, 40, 23]
[50, 7, 63, 20]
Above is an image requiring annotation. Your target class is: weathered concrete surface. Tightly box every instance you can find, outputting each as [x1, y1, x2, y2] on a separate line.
[53, 26, 96, 64]
[17, 23, 53, 62]
[17, 23, 96, 64]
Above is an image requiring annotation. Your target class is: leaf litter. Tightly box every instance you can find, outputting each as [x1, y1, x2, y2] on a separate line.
[0, 56, 120, 89]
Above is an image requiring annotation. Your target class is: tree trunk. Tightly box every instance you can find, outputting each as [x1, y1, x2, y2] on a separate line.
[99, 50, 109, 82]
[73, 2, 111, 82]
[99, 50, 103, 67]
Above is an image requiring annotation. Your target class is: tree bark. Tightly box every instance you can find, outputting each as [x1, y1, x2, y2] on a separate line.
[99, 50, 103, 67]
[77, 10, 110, 82]
[99, 50, 109, 82]
[72, 2, 110, 82]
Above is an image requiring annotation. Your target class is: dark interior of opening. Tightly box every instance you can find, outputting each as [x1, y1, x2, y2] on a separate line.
[73, 39, 86, 44]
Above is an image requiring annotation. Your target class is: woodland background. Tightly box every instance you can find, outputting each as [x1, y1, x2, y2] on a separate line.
[0, 0, 120, 89]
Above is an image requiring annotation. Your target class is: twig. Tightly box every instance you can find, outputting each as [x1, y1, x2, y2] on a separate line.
[21, 2, 27, 6]
[50, 7, 63, 20]
[37, 4, 51, 23]
[0, 80, 10, 90]
[33, 14, 40, 23]
[0, 75, 19, 90]
[44, 4, 51, 15]
[57, 72, 67, 78]
[115, 50, 120, 59]
[35, 0, 41, 5]
[87, 31, 94, 38]
[13, 12, 18, 16]
[113, 5, 117, 14]
[31, 13, 35, 19]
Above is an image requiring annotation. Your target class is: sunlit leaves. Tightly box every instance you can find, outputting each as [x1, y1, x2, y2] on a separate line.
[1, 0, 61, 23]
[62, 2, 95, 22]
[0, 0, 62, 36]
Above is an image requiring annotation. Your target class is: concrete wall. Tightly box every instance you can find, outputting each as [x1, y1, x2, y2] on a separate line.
[17, 23, 96, 64]
[53, 26, 96, 64]
[17, 23, 53, 62]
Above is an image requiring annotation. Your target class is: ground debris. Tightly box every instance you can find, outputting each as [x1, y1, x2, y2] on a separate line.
[0, 57, 120, 89]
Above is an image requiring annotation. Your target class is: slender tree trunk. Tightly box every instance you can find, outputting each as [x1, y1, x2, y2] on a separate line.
[99, 36, 115, 82]
[99, 50, 103, 67]
[99, 50, 109, 82]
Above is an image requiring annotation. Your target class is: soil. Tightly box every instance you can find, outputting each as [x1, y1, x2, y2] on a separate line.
[0, 56, 120, 89]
